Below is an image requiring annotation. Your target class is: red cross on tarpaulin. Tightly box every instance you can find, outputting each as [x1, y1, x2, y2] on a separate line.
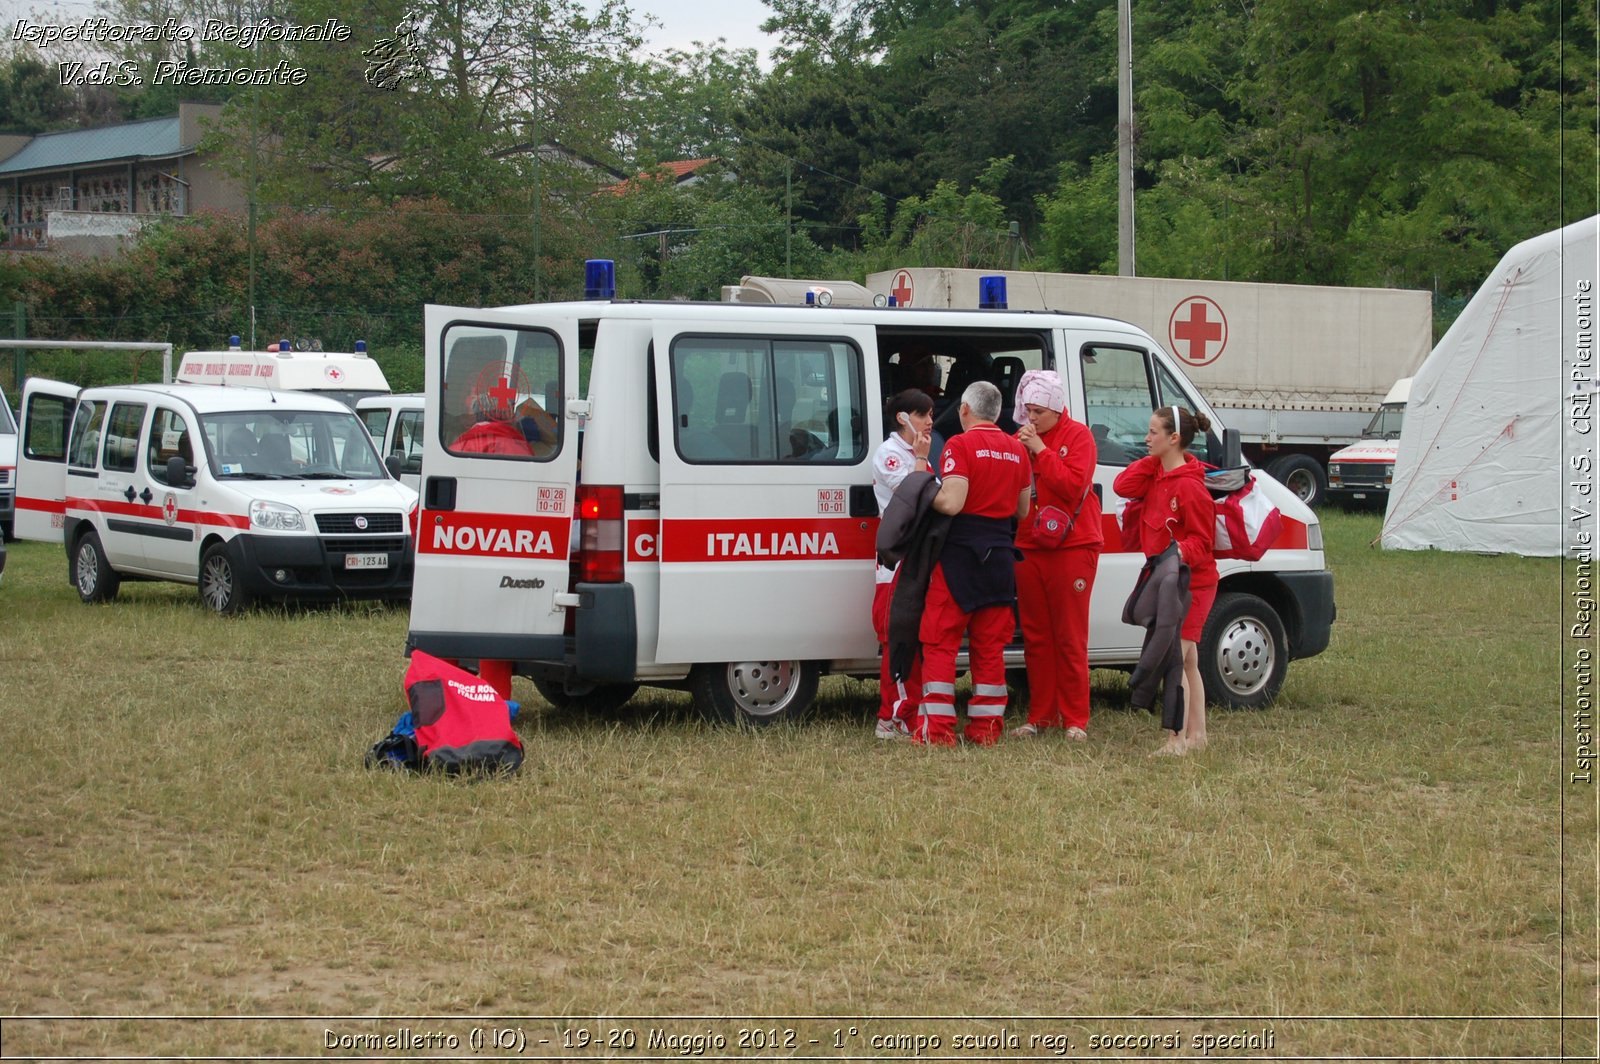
[1168, 296, 1228, 366]
[488, 375, 519, 414]
[891, 270, 914, 307]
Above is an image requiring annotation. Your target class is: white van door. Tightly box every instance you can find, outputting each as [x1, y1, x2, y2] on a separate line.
[411, 306, 581, 650]
[138, 403, 203, 578]
[650, 319, 883, 664]
[14, 378, 79, 542]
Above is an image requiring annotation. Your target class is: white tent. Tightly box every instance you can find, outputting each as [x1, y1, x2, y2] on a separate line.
[1382, 216, 1598, 556]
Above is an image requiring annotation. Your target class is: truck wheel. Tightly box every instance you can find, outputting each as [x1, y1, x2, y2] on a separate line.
[71, 531, 120, 604]
[1199, 592, 1288, 709]
[531, 676, 640, 717]
[691, 660, 819, 727]
[199, 543, 254, 614]
[1267, 454, 1327, 507]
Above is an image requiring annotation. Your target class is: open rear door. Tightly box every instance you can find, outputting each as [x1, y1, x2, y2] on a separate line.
[650, 317, 882, 664]
[408, 306, 583, 663]
[14, 378, 80, 543]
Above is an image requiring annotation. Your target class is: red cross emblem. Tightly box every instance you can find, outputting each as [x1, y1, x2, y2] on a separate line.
[488, 375, 519, 415]
[326, 366, 344, 382]
[891, 270, 914, 307]
[162, 492, 178, 526]
[885, 454, 901, 471]
[1168, 296, 1227, 366]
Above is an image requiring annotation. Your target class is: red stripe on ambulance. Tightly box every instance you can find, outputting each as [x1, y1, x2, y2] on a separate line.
[421, 510, 572, 558]
[658, 517, 875, 563]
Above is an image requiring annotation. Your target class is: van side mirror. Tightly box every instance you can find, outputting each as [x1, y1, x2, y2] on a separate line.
[166, 455, 196, 488]
[1222, 427, 1242, 468]
[385, 453, 404, 479]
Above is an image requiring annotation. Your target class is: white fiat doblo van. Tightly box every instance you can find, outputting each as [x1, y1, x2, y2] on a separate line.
[15, 380, 417, 611]
[405, 266, 1334, 722]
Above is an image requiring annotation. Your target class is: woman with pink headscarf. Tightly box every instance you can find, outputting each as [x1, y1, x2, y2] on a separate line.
[1010, 369, 1103, 740]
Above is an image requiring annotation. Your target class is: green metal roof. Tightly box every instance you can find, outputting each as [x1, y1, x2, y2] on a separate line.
[0, 116, 188, 176]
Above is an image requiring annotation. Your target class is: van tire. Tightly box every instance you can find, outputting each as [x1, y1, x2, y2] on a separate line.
[531, 676, 639, 717]
[1198, 592, 1288, 709]
[691, 660, 819, 727]
[199, 543, 253, 614]
[1267, 454, 1326, 507]
[71, 531, 120, 603]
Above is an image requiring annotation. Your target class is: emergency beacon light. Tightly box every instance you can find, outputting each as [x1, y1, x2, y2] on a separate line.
[978, 275, 1008, 310]
[585, 260, 616, 300]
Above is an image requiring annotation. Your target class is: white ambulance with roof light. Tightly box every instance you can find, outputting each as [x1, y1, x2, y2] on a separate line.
[404, 263, 1335, 723]
[14, 380, 417, 612]
[176, 338, 391, 410]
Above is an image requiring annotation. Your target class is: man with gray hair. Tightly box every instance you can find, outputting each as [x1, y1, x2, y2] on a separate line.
[916, 380, 1032, 745]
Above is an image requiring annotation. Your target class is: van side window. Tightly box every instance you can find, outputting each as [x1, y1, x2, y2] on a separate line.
[102, 402, 146, 473]
[360, 407, 391, 444]
[440, 325, 561, 460]
[1081, 345, 1154, 468]
[25, 392, 76, 464]
[147, 408, 193, 486]
[670, 337, 866, 464]
[395, 409, 424, 472]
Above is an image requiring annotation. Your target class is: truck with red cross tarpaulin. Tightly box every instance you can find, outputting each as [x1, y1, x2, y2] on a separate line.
[868, 267, 1431, 507]
[405, 261, 1334, 725]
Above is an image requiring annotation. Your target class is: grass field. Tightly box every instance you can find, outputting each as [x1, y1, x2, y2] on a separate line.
[0, 509, 1593, 1059]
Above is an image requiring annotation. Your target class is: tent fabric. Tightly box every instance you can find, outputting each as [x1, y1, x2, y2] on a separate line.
[1382, 216, 1599, 557]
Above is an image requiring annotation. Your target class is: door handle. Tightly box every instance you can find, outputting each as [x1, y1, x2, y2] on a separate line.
[139, 487, 154, 504]
[124, 485, 136, 502]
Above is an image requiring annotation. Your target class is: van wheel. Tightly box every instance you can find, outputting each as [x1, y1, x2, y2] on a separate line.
[691, 660, 819, 727]
[71, 532, 120, 603]
[1267, 454, 1327, 507]
[1199, 592, 1288, 709]
[531, 676, 639, 717]
[199, 543, 253, 614]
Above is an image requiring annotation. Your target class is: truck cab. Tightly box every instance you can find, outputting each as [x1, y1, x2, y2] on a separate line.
[405, 266, 1335, 722]
[15, 380, 417, 612]
[1326, 377, 1411, 507]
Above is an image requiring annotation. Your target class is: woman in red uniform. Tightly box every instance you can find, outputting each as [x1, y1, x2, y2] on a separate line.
[1113, 406, 1216, 756]
[1009, 370, 1102, 740]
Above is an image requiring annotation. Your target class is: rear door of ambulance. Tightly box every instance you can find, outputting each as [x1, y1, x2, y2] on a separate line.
[14, 379, 80, 543]
[649, 317, 882, 666]
[409, 307, 581, 661]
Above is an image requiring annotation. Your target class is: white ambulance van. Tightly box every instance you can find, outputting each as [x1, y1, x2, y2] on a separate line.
[1326, 377, 1410, 507]
[15, 380, 417, 612]
[357, 393, 426, 493]
[406, 266, 1335, 722]
[0, 383, 16, 540]
[176, 338, 390, 410]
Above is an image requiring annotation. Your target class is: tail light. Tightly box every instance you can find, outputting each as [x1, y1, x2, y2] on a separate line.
[573, 484, 624, 583]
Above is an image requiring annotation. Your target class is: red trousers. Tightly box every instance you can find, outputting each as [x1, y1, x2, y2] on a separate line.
[916, 564, 1013, 746]
[1016, 546, 1099, 731]
[872, 578, 920, 723]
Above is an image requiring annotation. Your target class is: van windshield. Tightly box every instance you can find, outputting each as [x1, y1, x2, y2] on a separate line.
[1362, 403, 1405, 440]
[202, 409, 387, 479]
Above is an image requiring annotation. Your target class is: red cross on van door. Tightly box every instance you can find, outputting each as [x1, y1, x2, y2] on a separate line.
[1168, 295, 1228, 367]
[891, 270, 914, 307]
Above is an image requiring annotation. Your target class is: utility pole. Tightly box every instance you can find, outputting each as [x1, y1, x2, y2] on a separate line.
[1117, 0, 1135, 277]
[531, 34, 542, 302]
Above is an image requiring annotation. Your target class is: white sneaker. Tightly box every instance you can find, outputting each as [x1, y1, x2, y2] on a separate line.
[875, 718, 912, 740]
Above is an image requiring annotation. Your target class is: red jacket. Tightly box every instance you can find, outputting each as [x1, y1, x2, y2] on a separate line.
[1017, 415, 1103, 552]
[1113, 454, 1217, 587]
